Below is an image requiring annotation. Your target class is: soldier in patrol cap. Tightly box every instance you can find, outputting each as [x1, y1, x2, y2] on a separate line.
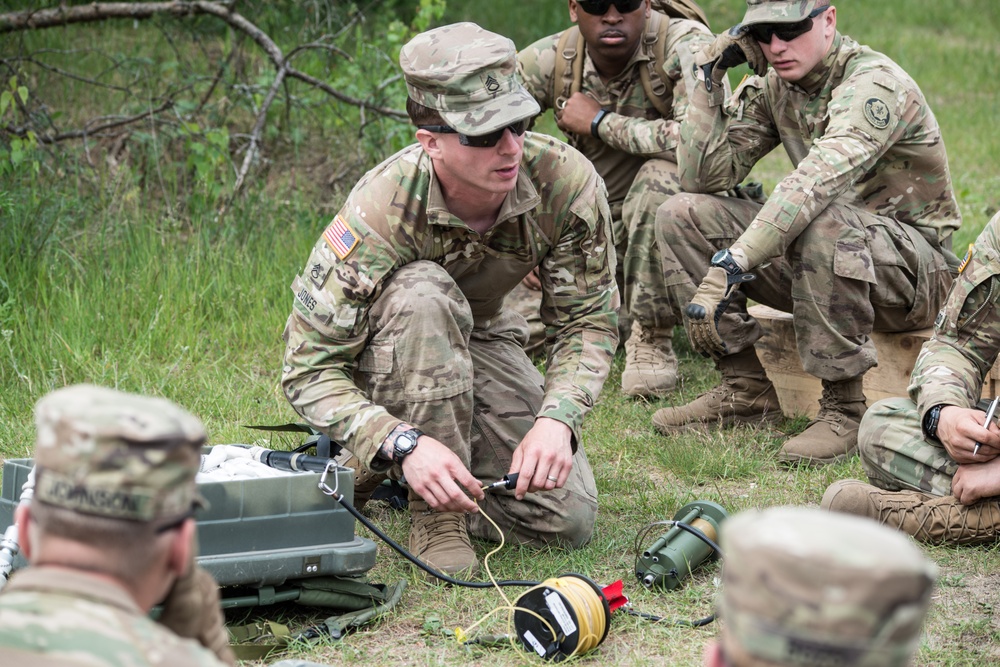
[0, 384, 232, 666]
[705, 506, 936, 667]
[824, 212, 1000, 546]
[281, 23, 618, 576]
[650, 0, 960, 466]
[514, 0, 715, 397]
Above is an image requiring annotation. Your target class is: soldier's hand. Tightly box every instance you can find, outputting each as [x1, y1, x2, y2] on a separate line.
[401, 436, 483, 513]
[952, 457, 1000, 504]
[521, 266, 542, 291]
[555, 92, 601, 138]
[158, 564, 236, 666]
[510, 417, 573, 500]
[684, 266, 741, 359]
[694, 27, 767, 92]
[937, 406, 1000, 463]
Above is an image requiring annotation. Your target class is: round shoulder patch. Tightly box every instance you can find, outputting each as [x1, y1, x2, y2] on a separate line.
[863, 97, 891, 129]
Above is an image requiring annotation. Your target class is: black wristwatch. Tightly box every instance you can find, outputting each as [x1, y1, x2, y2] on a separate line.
[922, 404, 945, 442]
[711, 248, 744, 275]
[590, 108, 608, 138]
[392, 428, 424, 463]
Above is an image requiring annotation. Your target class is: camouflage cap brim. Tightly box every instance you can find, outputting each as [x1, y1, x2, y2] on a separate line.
[437, 85, 540, 136]
[739, 0, 823, 27]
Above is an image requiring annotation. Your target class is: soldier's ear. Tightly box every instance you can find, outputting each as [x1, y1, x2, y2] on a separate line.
[568, 0, 580, 23]
[416, 129, 445, 159]
[167, 517, 196, 577]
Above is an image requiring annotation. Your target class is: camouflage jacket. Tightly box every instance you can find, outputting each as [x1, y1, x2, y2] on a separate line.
[0, 567, 224, 667]
[517, 13, 712, 206]
[679, 33, 961, 270]
[282, 133, 619, 468]
[910, 214, 1000, 419]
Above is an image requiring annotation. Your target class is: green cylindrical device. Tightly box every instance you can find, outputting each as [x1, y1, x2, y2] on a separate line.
[635, 500, 728, 590]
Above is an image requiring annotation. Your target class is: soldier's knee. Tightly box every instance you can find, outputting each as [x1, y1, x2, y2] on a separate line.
[858, 396, 919, 457]
[551, 496, 598, 549]
[378, 261, 472, 329]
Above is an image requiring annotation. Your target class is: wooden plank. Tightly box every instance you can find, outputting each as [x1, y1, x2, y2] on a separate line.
[748, 305, 1000, 418]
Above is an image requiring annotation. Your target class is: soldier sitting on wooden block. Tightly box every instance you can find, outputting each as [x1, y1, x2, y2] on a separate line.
[649, 0, 961, 467]
[824, 212, 1000, 546]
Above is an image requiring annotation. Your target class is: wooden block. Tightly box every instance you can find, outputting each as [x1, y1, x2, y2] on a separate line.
[749, 305, 1000, 418]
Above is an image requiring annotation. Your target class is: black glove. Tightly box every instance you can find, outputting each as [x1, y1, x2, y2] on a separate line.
[694, 26, 767, 92]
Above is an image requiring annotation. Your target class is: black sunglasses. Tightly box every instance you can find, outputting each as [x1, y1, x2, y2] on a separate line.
[576, 0, 645, 16]
[418, 119, 529, 148]
[747, 5, 829, 43]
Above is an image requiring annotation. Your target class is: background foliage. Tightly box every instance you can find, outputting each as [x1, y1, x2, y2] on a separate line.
[1, 1, 999, 665]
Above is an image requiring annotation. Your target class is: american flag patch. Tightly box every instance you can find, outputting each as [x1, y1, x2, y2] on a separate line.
[323, 216, 359, 259]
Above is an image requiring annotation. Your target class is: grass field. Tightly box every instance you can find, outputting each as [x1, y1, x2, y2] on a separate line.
[2, 0, 1000, 665]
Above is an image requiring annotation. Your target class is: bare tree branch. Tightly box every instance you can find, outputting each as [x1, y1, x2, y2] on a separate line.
[0, 1, 406, 119]
[5, 100, 175, 143]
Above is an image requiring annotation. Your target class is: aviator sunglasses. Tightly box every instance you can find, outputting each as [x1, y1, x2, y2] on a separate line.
[575, 0, 645, 16]
[418, 119, 530, 148]
[746, 5, 829, 43]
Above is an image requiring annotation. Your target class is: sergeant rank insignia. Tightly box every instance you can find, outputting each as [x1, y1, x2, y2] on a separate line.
[863, 97, 890, 129]
[323, 215, 359, 260]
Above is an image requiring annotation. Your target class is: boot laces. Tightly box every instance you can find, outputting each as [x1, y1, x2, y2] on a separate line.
[876, 494, 1000, 545]
[415, 510, 471, 549]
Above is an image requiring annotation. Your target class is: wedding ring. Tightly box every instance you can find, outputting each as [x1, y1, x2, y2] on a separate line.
[547, 475, 558, 482]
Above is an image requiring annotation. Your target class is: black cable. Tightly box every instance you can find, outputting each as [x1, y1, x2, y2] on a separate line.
[622, 606, 716, 627]
[332, 490, 541, 588]
[673, 520, 724, 559]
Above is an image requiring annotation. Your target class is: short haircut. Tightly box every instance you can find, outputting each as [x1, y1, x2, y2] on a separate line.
[406, 98, 446, 127]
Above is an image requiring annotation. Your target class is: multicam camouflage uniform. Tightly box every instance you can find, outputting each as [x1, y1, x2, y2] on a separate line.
[719, 506, 936, 667]
[0, 569, 224, 667]
[858, 214, 1000, 496]
[281, 131, 618, 546]
[0, 385, 226, 667]
[659, 32, 960, 380]
[513, 11, 713, 350]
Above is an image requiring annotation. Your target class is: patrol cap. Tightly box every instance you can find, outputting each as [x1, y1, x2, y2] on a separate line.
[32, 384, 206, 525]
[740, 0, 825, 26]
[399, 22, 540, 136]
[718, 506, 936, 667]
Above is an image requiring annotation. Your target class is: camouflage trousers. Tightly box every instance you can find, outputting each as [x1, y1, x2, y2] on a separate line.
[505, 158, 683, 353]
[358, 261, 598, 548]
[656, 194, 952, 381]
[857, 397, 958, 496]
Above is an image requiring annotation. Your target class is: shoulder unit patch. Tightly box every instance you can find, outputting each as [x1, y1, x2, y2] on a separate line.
[863, 97, 890, 130]
[323, 215, 359, 260]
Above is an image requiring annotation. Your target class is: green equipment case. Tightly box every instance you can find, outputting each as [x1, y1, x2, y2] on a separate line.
[0, 447, 376, 587]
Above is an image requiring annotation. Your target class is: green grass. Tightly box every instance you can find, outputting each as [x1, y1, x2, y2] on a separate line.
[3, 0, 1000, 665]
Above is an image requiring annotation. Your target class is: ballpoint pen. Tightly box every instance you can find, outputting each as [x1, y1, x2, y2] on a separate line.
[974, 395, 1000, 457]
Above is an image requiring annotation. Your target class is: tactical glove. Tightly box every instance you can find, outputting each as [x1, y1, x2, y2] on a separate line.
[684, 264, 756, 359]
[694, 27, 767, 92]
[158, 563, 237, 666]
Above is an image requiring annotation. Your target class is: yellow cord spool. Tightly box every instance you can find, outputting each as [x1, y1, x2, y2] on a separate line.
[513, 573, 610, 661]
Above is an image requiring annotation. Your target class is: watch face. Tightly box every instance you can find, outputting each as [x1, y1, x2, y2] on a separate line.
[711, 249, 730, 264]
[393, 430, 421, 459]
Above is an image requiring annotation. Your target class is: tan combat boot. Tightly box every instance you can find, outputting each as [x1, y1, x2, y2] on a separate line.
[621, 321, 678, 398]
[409, 498, 479, 579]
[779, 377, 867, 466]
[336, 453, 388, 511]
[652, 347, 782, 434]
[822, 479, 1000, 546]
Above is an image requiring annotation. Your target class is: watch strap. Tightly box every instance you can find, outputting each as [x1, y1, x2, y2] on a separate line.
[922, 404, 945, 442]
[590, 109, 608, 138]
